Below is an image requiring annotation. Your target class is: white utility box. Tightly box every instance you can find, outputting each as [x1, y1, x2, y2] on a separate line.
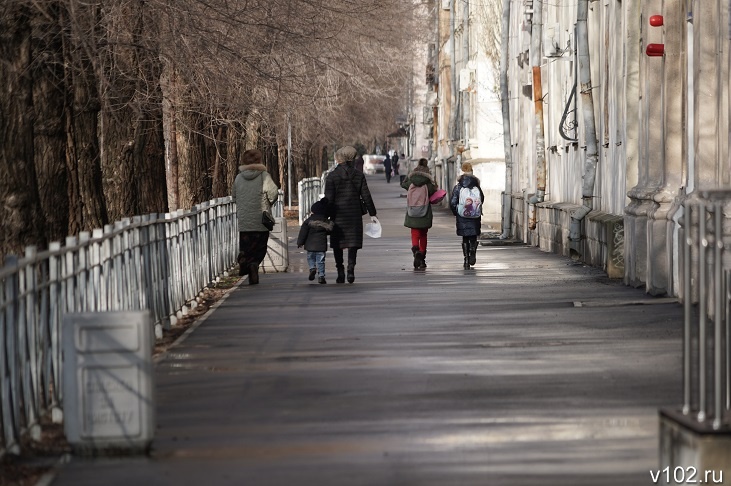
[261, 216, 289, 272]
[62, 310, 155, 454]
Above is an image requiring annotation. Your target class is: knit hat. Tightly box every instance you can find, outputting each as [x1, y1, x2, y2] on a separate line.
[461, 161, 473, 174]
[335, 146, 357, 163]
[311, 197, 329, 215]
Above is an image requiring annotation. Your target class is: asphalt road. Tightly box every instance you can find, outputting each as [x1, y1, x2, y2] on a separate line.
[51, 173, 684, 486]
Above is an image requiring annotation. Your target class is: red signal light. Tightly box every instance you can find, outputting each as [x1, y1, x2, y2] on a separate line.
[646, 44, 665, 57]
[649, 15, 664, 27]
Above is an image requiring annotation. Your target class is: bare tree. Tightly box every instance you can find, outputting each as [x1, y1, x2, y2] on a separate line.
[0, 0, 430, 255]
[31, 2, 69, 244]
[0, 1, 46, 257]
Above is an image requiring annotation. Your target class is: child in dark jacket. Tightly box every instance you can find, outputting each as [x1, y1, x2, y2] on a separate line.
[297, 198, 334, 284]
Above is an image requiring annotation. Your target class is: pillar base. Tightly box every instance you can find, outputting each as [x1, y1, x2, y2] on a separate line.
[659, 408, 731, 484]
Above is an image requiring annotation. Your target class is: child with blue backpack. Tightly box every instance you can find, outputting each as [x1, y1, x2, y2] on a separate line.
[297, 198, 334, 284]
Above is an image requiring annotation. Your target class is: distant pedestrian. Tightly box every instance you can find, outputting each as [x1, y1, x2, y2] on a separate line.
[325, 146, 379, 283]
[232, 149, 279, 284]
[383, 154, 393, 183]
[392, 153, 400, 177]
[297, 197, 334, 284]
[398, 153, 407, 184]
[401, 158, 437, 269]
[354, 154, 364, 173]
[450, 161, 484, 269]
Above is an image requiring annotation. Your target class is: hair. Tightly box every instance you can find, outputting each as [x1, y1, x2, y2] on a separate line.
[461, 161, 473, 173]
[242, 149, 263, 165]
[418, 158, 428, 167]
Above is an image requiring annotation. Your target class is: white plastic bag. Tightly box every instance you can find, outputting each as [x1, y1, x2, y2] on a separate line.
[364, 219, 382, 238]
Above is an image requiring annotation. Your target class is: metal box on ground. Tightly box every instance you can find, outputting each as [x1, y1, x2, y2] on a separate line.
[261, 216, 289, 272]
[62, 310, 155, 455]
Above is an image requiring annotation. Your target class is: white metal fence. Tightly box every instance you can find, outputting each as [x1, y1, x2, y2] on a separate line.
[0, 193, 284, 458]
[681, 190, 731, 430]
[298, 177, 323, 224]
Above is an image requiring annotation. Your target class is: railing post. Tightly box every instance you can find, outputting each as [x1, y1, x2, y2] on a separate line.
[1, 255, 21, 455]
[91, 229, 103, 312]
[683, 203, 692, 415]
[713, 202, 723, 429]
[21, 247, 40, 440]
[698, 201, 707, 422]
[47, 241, 63, 422]
[78, 232, 90, 311]
[100, 225, 113, 312]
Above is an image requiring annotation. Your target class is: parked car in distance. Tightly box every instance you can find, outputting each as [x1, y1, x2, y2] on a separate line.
[363, 155, 386, 175]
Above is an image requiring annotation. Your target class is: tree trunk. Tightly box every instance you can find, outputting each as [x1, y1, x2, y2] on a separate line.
[275, 129, 287, 199]
[136, 112, 167, 214]
[32, 3, 69, 244]
[98, 0, 155, 222]
[211, 123, 227, 198]
[0, 4, 46, 256]
[63, 6, 107, 233]
[176, 111, 209, 208]
[321, 146, 328, 175]
[226, 121, 244, 193]
[160, 57, 179, 211]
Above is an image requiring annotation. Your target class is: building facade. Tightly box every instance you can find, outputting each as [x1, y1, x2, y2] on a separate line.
[424, 0, 730, 296]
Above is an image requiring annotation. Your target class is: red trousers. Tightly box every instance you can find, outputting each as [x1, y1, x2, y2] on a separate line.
[411, 228, 428, 253]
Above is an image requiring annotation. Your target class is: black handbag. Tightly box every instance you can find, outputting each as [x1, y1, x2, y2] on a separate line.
[262, 211, 275, 231]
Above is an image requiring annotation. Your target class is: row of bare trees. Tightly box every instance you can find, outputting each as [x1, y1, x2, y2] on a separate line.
[0, 0, 424, 258]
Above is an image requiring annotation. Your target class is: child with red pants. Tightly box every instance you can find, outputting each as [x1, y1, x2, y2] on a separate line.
[401, 158, 437, 269]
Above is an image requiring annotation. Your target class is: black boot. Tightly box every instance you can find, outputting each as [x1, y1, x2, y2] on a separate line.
[469, 240, 477, 266]
[248, 263, 259, 284]
[414, 251, 424, 270]
[411, 245, 419, 268]
[347, 249, 357, 283]
[336, 264, 345, 284]
[237, 252, 246, 276]
[462, 242, 470, 269]
[419, 250, 427, 269]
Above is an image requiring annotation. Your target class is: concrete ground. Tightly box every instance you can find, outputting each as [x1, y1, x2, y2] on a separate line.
[50, 174, 684, 485]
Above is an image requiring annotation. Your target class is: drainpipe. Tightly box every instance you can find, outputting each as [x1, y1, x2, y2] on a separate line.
[500, 0, 513, 239]
[449, 0, 458, 141]
[528, 0, 546, 213]
[462, 0, 470, 145]
[569, 0, 600, 254]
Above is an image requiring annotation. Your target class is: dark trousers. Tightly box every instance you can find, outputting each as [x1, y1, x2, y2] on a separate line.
[333, 247, 358, 267]
[238, 231, 270, 267]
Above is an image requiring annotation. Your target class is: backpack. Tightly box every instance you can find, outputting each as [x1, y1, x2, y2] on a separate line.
[457, 186, 482, 218]
[406, 183, 429, 218]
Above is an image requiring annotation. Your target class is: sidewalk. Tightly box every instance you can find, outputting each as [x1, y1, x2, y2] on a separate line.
[50, 175, 684, 486]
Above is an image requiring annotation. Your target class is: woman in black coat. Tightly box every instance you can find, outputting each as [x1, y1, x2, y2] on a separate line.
[450, 161, 484, 269]
[324, 146, 378, 283]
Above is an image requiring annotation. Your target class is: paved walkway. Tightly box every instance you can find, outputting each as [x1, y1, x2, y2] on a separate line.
[51, 174, 684, 485]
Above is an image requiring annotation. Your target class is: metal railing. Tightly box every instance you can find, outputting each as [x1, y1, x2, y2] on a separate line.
[682, 190, 731, 430]
[0, 196, 242, 457]
[272, 189, 285, 219]
[298, 178, 323, 224]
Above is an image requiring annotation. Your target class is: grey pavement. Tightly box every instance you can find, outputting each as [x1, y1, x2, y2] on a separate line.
[51, 174, 684, 486]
